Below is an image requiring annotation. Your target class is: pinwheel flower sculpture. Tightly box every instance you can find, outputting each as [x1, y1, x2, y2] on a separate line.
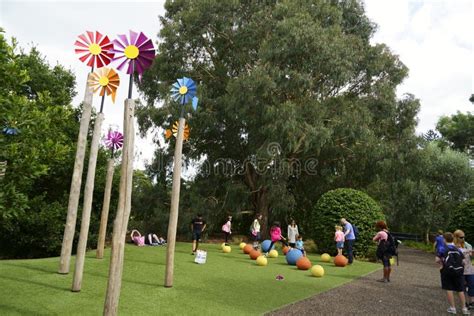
[105, 130, 124, 153]
[2, 120, 19, 136]
[88, 67, 120, 105]
[74, 31, 114, 69]
[165, 121, 190, 141]
[170, 77, 199, 110]
[113, 30, 155, 75]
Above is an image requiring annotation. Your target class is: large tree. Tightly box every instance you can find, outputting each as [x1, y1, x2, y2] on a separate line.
[437, 111, 474, 152]
[137, 0, 411, 234]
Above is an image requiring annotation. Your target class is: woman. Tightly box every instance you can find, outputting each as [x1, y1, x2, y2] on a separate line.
[287, 219, 299, 248]
[250, 213, 262, 250]
[454, 230, 474, 310]
[222, 215, 232, 246]
[373, 220, 392, 283]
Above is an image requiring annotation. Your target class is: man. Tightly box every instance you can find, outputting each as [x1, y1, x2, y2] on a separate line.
[191, 214, 206, 255]
[341, 218, 356, 264]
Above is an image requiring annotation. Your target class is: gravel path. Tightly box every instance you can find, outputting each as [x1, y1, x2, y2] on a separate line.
[267, 246, 451, 315]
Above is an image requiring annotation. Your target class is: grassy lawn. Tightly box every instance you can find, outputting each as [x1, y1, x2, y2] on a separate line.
[0, 242, 380, 315]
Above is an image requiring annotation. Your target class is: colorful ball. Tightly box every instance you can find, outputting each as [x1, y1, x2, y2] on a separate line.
[256, 255, 268, 266]
[296, 257, 312, 270]
[311, 265, 325, 277]
[239, 242, 246, 249]
[321, 253, 331, 262]
[249, 249, 261, 260]
[220, 243, 226, 249]
[268, 249, 278, 258]
[261, 240, 274, 252]
[334, 255, 348, 267]
[243, 244, 253, 254]
[282, 246, 290, 255]
[223, 246, 231, 253]
[286, 249, 303, 265]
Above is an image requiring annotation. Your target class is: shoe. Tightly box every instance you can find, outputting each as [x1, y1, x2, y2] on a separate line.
[462, 307, 470, 315]
[469, 303, 474, 310]
[447, 307, 456, 314]
[191, 252, 195, 255]
[376, 278, 388, 283]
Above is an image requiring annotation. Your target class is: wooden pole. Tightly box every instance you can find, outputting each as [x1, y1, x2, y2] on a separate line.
[59, 73, 93, 274]
[96, 158, 115, 259]
[164, 116, 186, 288]
[104, 99, 135, 316]
[72, 112, 105, 291]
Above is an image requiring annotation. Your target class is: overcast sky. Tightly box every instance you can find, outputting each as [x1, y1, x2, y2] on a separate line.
[1, 0, 473, 170]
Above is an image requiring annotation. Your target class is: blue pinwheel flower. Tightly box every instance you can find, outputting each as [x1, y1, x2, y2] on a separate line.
[170, 77, 198, 109]
[3, 120, 20, 136]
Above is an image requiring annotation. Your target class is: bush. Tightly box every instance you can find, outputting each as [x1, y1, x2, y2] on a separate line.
[448, 199, 474, 241]
[310, 188, 385, 257]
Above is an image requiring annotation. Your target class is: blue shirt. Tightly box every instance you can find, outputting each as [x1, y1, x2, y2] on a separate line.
[345, 223, 355, 240]
[295, 240, 304, 249]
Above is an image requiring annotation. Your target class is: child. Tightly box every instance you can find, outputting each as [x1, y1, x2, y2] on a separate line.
[250, 213, 262, 250]
[266, 221, 288, 255]
[439, 232, 468, 315]
[335, 225, 345, 256]
[295, 235, 305, 256]
[434, 229, 446, 261]
[190, 214, 207, 255]
[221, 215, 232, 246]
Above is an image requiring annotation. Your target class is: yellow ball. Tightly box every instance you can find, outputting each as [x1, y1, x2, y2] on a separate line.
[311, 265, 325, 277]
[268, 250, 278, 258]
[256, 255, 268, 266]
[321, 253, 331, 262]
[390, 257, 395, 265]
[239, 242, 246, 249]
[223, 246, 231, 253]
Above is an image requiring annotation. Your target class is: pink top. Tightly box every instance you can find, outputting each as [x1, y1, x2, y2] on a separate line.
[335, 231, 345, 242]
[373, 231, 388, 244]
[270, 226, 282, 242]
[222, 220, 231, 233]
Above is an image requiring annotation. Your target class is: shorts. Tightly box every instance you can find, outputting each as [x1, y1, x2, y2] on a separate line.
[336, 241, 344, 249]
[192, 232, 202, 241]
[466, 275, 474, 296]
[381, 257, 391, 268]
[440, 270, 464, 292]
[252, 232, 261, 241]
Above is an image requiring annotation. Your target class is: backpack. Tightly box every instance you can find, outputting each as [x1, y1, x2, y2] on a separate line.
[384, 232, 398, 257]
[443, 246, 464, 277]
[352, 224, 359, 239]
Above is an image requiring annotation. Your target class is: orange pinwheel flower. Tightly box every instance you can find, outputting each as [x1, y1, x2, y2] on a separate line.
[88, 67, 120, 103]
[165, 121, 190, 141]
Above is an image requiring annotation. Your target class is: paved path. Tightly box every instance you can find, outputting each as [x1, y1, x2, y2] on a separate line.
[268, 246, 451, 315]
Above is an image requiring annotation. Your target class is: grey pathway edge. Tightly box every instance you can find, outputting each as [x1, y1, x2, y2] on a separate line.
[267, 246, 448, 316]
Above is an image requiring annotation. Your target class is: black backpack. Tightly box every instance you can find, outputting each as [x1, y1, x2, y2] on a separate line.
[376, 232, 398, 260]
[443, 247, 464, 277]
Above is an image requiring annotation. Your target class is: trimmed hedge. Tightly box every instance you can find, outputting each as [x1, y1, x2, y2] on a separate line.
[448, 199, 474, 241]
[311, 188, 385, 257]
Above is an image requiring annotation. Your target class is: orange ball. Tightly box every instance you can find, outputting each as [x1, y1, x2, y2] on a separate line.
[243, 244, 253, 254]
[334, 255, 348, 267]
[282, 246, 290, 255]
[296, 257, 312, 270]
[249, 249, 261, 260]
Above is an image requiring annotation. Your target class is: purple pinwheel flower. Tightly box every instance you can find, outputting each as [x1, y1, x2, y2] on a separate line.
[105, 130, 123, 151]
[112, 30, 155, 75]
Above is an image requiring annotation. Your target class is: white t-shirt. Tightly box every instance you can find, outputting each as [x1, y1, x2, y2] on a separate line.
[251, 219, 260, 233]
[288, 225, 299, 243]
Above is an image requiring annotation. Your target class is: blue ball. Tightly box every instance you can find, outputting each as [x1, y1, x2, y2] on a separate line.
[286, 249, 303, 265]
[261, 240, 274, 253]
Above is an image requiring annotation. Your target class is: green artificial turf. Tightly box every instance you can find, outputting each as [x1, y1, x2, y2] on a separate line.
[0, 243, 380, 315]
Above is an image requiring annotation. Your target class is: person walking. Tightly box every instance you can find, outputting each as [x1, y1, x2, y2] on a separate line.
[341, 218, 356, 264]
[190, 214, 206, 255]
[287, 219, 299, 248]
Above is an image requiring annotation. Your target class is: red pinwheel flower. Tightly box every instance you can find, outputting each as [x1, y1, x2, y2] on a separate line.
[74, 31, 114, 68]
[112, 30, 155, 75]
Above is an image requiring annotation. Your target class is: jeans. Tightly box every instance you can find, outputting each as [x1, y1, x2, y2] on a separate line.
[346, 239, 354, 263]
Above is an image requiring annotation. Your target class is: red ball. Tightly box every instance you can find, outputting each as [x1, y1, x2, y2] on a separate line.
[282, 246, 290, 255]
[249, 249, 261, 260]
[296, 257, 312, 270]
[334, 255, 348, 267]
[243, 244, 253, 254]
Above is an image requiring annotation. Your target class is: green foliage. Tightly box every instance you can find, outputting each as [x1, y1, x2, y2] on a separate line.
[437, 111, 474, 152]
[403, 240, 434, 253]
[311, 188, 385, 256]
[448, 199, 474, 241]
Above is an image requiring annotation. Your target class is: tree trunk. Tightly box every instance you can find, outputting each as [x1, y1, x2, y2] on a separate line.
[104, 99, 135, 316]
[72, 112, 104, 291]
[96, 158, 115, 259]
[59, 74, 93, 274]
[164, 116, 186, 288]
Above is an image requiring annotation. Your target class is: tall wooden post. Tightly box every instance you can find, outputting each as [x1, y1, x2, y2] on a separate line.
[96, 158, 115, 259]
[104, 99, 135, 316]
[72, 112, 105, 291]
[164, 116, 185, 288]
[59, 74, 93, 274]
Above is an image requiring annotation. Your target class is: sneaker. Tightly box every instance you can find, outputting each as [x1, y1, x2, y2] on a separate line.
[462, 307, 470, 315]
[447, 307, 456, 314]
[376, 278, 388, 283]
